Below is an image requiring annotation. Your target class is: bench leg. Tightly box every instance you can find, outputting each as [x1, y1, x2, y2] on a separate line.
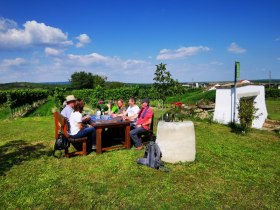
[82, 141, 87, 155]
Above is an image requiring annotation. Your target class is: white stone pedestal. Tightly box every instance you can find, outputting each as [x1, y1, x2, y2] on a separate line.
[156, 121, 196, 163]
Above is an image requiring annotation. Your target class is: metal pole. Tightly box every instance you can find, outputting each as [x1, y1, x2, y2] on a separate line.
[233, 62, 237, 123]
[269, 71, 271, 89]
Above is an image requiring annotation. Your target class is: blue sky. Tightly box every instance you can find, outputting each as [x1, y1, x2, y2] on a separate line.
[0, 0, 279, 83]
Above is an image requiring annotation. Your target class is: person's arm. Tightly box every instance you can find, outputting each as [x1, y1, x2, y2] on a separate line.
[82, 115, 91, 122]
[141, 118, 152, 126]
[136, 117, 152, 128]
[127, 112, 138, 121]
[117, 107, 126, 117]
[77, 122, 83, 130]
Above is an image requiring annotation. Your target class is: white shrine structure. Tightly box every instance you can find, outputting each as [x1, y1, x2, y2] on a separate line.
[213, 84, 268, 129]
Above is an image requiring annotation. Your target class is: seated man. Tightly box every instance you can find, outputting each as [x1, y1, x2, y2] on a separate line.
[123, 97, 140, 128]
[61, 96, 90, 125]
[129, 98, 153, 150]
[61, 95, 76, 120]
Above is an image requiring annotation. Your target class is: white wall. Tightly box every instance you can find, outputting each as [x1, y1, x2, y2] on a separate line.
[213, 89, 233, 124]
[213, 85, 267, 129]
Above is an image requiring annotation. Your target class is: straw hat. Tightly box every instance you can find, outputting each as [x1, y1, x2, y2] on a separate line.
[66, 95, 76, 102]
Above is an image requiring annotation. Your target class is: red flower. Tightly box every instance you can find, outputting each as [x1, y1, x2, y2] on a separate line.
[98, 100, 103, 104]
[175, 102, 182, 107]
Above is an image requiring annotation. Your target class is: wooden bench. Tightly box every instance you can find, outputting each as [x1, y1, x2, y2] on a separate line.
[53, 111, 88, 157]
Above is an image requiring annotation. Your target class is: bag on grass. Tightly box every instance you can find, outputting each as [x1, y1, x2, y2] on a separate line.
[53, 132, 70, 158]
[137, 141, 169, 172]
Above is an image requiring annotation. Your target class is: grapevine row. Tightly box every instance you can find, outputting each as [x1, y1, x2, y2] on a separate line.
[0, 89, 49, 109]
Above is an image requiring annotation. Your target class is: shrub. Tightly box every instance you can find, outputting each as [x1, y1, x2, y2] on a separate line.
[237, 97, 258, 134]
[265, 88, 280, 98]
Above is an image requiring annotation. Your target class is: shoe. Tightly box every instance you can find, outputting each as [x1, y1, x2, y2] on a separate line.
[136, 144, 144, 150]
[91, 145, 96, 150]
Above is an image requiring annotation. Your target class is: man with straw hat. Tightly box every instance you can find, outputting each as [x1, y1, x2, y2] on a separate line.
[61, 95, 77, 119]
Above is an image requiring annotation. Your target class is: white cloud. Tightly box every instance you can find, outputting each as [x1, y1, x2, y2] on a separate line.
[25, 52, 153, 83]
[0, 58, 27, 75]
[75, 34, 91, 48]
[0, 17, 17, 31]
[64, 52, 150, 71]
[210, 61, 223, 66]
[1, 57, 26, 67]
[227, 42, 246, 53]
[67, 52, 109, 65]
[0, 18, 73, 50]
[156, 46, 210, 60]
[45, 47, 63, 56]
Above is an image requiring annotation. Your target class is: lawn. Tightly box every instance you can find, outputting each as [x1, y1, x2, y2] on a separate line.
[0, 113, 279, 209]
[266, 99, 280, 120]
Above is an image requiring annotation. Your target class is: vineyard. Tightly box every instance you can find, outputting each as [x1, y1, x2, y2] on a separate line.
[0, 85, 279, 120]
[0, 89, 49, 117]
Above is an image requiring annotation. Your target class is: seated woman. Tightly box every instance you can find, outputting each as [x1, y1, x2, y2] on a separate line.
[111, 99, 126, 117]
[117, 99, 126, 115]
[69, 100, 96, 149]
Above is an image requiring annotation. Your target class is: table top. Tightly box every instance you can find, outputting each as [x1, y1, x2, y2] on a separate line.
[90, 116, 131, 127]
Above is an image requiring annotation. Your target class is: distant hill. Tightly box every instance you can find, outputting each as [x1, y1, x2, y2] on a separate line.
[0, 81, 151, 90]
[0, 79, 279, 90]
[0, 82, 70, 90]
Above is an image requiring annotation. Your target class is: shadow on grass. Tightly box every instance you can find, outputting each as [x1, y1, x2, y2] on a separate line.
[0, 140, 47, 176]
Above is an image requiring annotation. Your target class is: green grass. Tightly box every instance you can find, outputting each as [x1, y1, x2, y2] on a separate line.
[0, 113, 279, 209]
[27, 98, 56, 117]
[167, 89, 216, 104]
[266, 98, 280, 120]
[0, 105, 10, 120]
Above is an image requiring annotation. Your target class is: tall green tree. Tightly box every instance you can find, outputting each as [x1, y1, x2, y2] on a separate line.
[70, 71, 94, 89]
[106, 81, 125, 89]
[153, 63, 175, 105]
[70, 71, 107, 89]
[93, 75, 107, 88]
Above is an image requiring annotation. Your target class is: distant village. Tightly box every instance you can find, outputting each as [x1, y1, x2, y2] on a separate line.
[182, 79, 280, 90]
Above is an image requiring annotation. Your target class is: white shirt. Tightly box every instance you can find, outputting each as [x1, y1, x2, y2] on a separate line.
[61, 105, 73, 119]
[69, 111, 82, 135]
[126, 105, 140, 121]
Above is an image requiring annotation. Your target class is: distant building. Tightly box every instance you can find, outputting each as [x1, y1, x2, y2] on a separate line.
[239, 79, 251, 84]
[208, 83, 220, 91]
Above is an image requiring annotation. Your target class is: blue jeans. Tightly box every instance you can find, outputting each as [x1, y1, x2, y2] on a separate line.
[130, 126, 147, 147]
[70, 127, 96, 146]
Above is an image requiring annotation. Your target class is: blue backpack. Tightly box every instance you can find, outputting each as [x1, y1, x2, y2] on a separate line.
[137, 141, 169, 171]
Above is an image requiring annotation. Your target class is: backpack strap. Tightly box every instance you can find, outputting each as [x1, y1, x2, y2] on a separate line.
[137, 158, 149, 166]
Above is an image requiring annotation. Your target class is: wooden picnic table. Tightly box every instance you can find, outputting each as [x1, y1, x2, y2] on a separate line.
[90, 117, 131, 154]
